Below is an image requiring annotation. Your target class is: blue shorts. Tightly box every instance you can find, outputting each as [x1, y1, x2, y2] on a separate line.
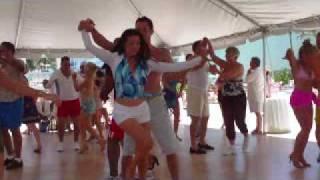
[0, 98, 24, 129]
[81, 98, 96, 115]
[163, 88, 178, 109]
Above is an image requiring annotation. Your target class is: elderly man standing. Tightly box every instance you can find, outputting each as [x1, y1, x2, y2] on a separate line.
[246, 57, 264, 135]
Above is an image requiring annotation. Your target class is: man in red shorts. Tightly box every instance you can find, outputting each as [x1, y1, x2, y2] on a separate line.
[45, 56, 81, 152]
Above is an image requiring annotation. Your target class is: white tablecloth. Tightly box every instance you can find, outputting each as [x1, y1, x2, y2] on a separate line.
[264, 96, 291, 134]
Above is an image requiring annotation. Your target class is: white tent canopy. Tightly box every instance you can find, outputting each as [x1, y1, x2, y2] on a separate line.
[1, 0, 320, 58]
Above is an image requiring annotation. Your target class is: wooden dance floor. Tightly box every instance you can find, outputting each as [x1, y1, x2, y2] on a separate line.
[2, 125, 319, 180]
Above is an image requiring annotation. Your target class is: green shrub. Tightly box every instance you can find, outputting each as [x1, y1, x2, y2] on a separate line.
[273, 68, 292, 85]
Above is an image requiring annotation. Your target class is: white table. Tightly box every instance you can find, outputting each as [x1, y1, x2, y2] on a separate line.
[264, 96, 291, 134]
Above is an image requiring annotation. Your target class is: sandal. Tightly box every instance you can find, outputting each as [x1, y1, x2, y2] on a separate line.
[190, 147, 206, 154]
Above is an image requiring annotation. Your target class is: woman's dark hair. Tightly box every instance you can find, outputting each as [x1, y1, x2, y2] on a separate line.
[95, 69, 105, 87]
[102, 64, 113, 77]
[251, 57, 261, 67]
[114, 29, 150, 65]
[100, 63, 115, 101]
[96, 69, 104, 78]
[299, 39, 317, 60]
[136, 16, 154, 31]
[192, 40, 201, 53]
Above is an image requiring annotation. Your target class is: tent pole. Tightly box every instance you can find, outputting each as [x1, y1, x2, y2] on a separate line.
[289, 31, 293, 49]
[15, 0, 25, 48]
[262, 30, 267, 133]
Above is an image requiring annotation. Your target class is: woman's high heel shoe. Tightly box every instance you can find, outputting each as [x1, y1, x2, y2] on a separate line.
[299, 158, 311, 168]
[289, 154, 304, 168]
[176, 134, 182, 142]
[148, 155, 160, 170]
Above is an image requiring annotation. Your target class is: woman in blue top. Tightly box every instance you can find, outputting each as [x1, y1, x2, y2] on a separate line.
[79, 22, 202, 179]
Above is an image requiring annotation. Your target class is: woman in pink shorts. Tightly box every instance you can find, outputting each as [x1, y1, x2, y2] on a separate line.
[285, 40, 319, 168]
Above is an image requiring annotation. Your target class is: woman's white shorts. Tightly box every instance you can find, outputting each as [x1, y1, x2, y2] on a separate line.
[113, 101, 150, 125]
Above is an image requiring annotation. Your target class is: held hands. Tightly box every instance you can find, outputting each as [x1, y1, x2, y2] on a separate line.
[203, 37, 214, 57]
[78, 18, 95, 32]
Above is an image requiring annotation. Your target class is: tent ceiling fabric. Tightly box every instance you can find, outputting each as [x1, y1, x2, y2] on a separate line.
[0, 0, 20, 44]
[227, 0, 320, 25]
[1, 0, 320, 58]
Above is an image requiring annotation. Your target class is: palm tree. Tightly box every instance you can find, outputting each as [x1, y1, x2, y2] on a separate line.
[37, 55, 57, 72]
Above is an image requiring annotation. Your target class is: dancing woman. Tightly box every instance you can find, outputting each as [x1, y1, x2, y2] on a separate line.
[79, 23, 202, 179]
[72, 63, 105, 153]
[210, 45, 249, 155]
[163, 71, 186, 141]
[285, 40, 318, 168]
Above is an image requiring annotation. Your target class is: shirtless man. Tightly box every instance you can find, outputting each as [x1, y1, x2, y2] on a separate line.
[80, 17, 179, 179]
[0, 42, 26, 170]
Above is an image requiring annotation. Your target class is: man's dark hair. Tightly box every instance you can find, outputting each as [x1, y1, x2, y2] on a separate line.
[192, 40, 201, 53]
[1, 42, 15, 54]
[136, 16, 154, 31]
[186, 54, 193, 60]
[61, 56, 70, 62]
[251, 57, 261, 67]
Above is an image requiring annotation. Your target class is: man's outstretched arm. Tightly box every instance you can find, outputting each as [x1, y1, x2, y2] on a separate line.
[91, 28, 114, 51]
